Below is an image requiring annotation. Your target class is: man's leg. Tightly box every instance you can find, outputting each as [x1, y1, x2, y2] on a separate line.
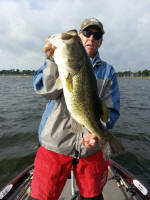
[30, 146, 73, 200]
[74, 151, 108, 200]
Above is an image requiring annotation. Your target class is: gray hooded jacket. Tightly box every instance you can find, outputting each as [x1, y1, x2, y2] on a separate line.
[33, 53, 120, 158]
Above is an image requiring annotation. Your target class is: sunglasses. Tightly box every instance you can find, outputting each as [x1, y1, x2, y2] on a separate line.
[82, 30, 102, 40]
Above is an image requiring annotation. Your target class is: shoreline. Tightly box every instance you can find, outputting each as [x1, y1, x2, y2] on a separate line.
[1, 74, 150, 79]
[0, 74, 33, 76]
[117, 76, 150, 79]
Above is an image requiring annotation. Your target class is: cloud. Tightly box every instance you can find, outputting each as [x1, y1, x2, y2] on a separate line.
[0, 0, 150, 71]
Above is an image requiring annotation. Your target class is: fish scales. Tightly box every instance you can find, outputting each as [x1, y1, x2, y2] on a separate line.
[71, 60, 103, 135]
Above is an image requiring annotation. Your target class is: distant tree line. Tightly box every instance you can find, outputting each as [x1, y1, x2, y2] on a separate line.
[116, 69, 150, 77]
[0, 68, 150, 77]
[0, 69, 35, 75]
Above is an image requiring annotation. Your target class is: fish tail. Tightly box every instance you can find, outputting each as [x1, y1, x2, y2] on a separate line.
[101, 132, 125, 160]
[108, 133, 125, 154]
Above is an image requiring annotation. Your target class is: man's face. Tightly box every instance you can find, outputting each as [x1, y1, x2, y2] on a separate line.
[79, 26, 103, 58]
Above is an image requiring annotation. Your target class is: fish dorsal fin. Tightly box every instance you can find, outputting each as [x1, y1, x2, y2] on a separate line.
[100, 100, 109, 122]
[61, 30, 78, 40]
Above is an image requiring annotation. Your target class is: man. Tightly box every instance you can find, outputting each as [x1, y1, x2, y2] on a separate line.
[30, 18, 120, 200]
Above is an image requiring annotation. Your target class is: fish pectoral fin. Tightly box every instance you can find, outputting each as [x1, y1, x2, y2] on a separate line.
[56, 77, 63, 90]
[100, 100, 109, 122]
[65, 73, 73, 92]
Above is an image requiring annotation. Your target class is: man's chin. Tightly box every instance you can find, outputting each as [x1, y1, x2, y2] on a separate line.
[86, 49, 96, 58]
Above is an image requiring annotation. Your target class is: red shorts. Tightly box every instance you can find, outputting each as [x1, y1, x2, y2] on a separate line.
[30, 146, 108, 200]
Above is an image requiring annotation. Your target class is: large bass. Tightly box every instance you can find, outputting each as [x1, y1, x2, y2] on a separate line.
[48, 30, 124, 156]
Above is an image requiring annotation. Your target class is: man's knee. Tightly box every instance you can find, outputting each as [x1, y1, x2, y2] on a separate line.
[79, 193, 104, 200]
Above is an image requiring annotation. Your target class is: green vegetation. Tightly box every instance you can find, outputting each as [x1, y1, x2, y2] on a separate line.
[116, 69, 150, 78]
[0, 68, 150, 78]
[0, 69, 35, 75]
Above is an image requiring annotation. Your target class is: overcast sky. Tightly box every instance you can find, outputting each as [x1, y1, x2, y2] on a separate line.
[0, 0, 150, 72]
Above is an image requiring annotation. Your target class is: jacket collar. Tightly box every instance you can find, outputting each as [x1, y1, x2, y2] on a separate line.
[90, 52, 102, 67]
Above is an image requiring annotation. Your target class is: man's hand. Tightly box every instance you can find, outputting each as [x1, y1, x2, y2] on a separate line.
[43, 39, 56, 58]
[81, 131, 99, 149]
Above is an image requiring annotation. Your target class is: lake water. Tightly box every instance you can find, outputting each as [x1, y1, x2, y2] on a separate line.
[0, 76, 150, 189]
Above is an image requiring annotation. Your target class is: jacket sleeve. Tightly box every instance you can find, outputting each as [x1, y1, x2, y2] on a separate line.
[105, 71, 120, 129]
[33, 58, 62, 100]
[97, 65, 120, 129]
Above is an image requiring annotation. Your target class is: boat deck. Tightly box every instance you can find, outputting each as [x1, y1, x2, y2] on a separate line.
[1, 161, 149, 200]
[60, 166, 139, 200]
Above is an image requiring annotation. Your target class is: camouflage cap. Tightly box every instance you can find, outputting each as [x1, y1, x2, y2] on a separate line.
[80, 18, 104, 34]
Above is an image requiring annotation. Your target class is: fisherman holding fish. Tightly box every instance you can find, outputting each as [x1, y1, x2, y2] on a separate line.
[29, 18, 122, 200]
